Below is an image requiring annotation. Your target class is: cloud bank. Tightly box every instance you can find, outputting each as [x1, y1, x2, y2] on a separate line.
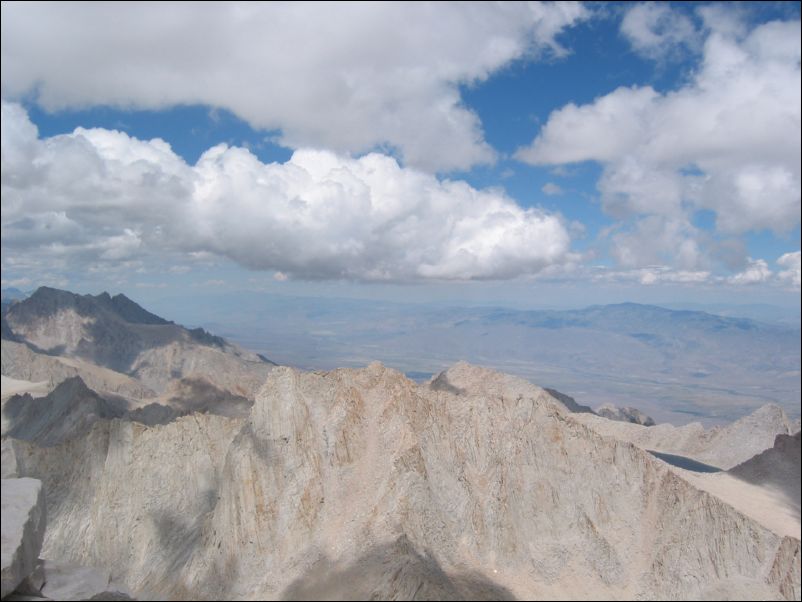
[518, 12, 801, 271]
[1, 102, 571, 282]
[1, 1, 586, 172]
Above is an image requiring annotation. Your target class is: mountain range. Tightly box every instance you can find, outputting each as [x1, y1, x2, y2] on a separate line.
[2, 287, 274, 402]
[1, 288, 799, 600]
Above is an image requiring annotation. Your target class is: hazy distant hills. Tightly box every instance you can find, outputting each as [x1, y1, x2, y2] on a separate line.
[0, 287, 27, 302]
[143, 291, 800, 425]
[663, 301, 801, 328]
[2, 287, 799, 424]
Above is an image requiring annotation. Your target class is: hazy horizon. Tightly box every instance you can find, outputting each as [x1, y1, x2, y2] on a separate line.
[6, 284, 798, 427]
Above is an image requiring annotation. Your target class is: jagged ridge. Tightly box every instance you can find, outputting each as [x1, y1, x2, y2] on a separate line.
[2, 287, 275, 398]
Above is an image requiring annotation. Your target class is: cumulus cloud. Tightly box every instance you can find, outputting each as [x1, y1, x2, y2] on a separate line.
[776, 251, 801, 289]
[620, 2, 700, 60]
[727, 258, 772, 285]
[587, 253, 801, 290]
[0, 101, 571, 282]
[1, 1, 587, 172]
[608, 216, 704, 271]
[517, 13, 801, 268]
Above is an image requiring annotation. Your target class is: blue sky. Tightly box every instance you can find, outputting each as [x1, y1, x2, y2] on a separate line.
[1, 1, 800, 310]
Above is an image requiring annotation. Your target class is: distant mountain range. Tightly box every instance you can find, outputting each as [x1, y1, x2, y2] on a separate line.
[2, 287, 799, 425]
[135, 291, 800, 425]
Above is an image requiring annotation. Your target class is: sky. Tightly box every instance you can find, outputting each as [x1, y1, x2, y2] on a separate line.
[1, 1, 800, 311]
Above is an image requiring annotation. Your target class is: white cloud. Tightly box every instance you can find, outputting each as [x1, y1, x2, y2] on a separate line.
[588, 265, 711, 286]
[608, 216, 705, 270]
[519, 86, 659, 165]
[517, 15, 801, 269]
[776, 251, 801, 289]
[620, 2, 700, 60]
[639, 268, 711, 285]
[1, 101, 572, 282]
[0, 2, 587, 172]
[590, 253, 800, 289]
[541, 182, 563, 196]
[727, 258, 772, 285]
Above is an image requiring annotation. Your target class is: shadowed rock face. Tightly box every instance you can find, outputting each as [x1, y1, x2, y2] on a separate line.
[544, 388, 595, 414]
[280, 536, 516, 601]
[730, 431, 801, 511]
[1, 339, 159, 401]
[2, 375, 255, 445]
[647, 450, 722, 473]
[2, 286, 275, 397]
[4, 377, 124, 446]
[428, 371, 464, 395]
[6, 362, 800, 601]
[1, 315, 19, 342]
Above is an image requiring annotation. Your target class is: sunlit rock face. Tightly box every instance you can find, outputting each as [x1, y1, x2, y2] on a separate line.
[5, 362, 799, 600]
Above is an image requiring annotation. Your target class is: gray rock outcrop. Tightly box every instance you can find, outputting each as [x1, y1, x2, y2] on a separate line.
[596, 403, 656, 426]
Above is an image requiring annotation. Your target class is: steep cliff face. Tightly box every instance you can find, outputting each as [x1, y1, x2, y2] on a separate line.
[7, 363, 799, 600]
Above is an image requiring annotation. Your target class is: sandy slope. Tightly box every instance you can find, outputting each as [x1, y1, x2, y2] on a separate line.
[1, 375, 49, 401]
[573, 404, 795, 470]
[666, 466, 800, 539]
